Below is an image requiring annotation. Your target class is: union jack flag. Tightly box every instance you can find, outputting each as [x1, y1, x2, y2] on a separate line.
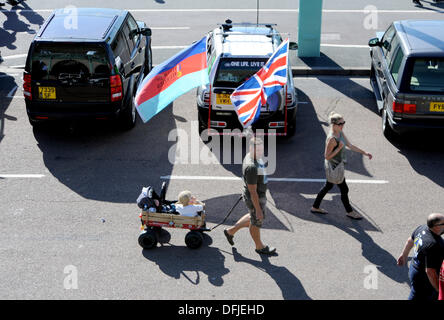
[230, 39, 289, 128]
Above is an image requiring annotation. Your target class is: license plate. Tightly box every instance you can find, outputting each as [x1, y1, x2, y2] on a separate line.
[430, 102, 444, 112]
[216, 93, 231, 105]
[38, 87, 56, 99]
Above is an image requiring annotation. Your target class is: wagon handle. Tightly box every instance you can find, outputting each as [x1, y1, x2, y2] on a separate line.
[210, 195, 243, 231]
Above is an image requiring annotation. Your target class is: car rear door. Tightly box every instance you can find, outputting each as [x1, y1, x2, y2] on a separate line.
[126, 13, 144, 73]
[400, 57, 444, 119]
[30, 42, 111, 103]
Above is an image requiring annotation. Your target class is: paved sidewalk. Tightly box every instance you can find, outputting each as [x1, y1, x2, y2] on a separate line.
[290, 46, 371, 76]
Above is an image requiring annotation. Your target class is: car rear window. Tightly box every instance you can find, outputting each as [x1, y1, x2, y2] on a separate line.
[214, 58, 268, 87]
[30, 43, 110, 81]
[410, 58, 444, 93]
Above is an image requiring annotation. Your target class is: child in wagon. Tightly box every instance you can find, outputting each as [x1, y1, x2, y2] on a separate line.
[176, 190, 205, 218]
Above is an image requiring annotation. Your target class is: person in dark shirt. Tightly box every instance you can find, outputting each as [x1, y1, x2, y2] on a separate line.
[397, 213, 444, 300]
[439, 260, 444, 300]
[223, 136, 276, 255]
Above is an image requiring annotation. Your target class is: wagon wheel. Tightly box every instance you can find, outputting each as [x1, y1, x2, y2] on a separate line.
[185, 231, 203, 249]
[138, 228, 158, 249]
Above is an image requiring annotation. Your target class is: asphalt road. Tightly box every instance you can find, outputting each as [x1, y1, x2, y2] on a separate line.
[1, 0, 444, 300]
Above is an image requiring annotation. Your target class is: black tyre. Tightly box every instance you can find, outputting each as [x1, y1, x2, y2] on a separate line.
[381, 107, 395, 139]
[144, 46, 152, 77]
[197, 110, 208, 135]
[138, 228, 158, 249]
[120, 94, 137, 130]
[185, 231, 203, 249]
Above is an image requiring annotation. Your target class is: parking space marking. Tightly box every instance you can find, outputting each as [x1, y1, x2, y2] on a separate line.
[1, 53, 27, 60]
[161, 175, 388, 184]
[4, 85, 23, 99]
[151, 27, 190, 30]
[152, 45, 188, 49]
[2, 8, 438, 14]
[0, 174, 45, 179]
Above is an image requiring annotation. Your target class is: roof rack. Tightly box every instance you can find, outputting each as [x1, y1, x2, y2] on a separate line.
[219, 19, 277, 32]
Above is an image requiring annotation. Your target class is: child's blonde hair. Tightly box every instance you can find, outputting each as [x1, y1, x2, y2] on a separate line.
[178, 190, 192, 206]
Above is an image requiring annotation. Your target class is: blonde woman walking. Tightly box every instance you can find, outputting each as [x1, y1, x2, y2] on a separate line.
[311, 112, 373, 220]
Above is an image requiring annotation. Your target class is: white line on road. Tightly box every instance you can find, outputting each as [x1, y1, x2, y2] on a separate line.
[6, 85, 18, 98]
[151, 44, 368, 50]
[0, 53, 27, 60]
[160, 175, 389, 184]
[321, 44, 369, 48]
[152, 45, 188, 49]
[0, 174, 45, 179]
[1, 9, 439, 13]
[151, 27, 190, 30]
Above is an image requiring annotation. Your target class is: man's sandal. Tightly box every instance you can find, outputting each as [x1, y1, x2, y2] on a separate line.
[255, 246, 276, 255]
[224, 229, 234, 246]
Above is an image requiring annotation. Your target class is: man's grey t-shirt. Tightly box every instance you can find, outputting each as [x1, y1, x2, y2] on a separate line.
[242, 153, 268, 200]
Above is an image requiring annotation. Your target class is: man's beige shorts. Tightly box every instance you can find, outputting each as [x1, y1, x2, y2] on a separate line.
[244, 196, 267, 228]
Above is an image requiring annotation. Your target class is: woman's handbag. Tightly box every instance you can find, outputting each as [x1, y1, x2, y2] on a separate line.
[324, 159, 345, 184]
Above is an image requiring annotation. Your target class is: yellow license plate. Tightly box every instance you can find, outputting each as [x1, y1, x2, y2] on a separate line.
[38, 87, 56, 99]
[216, 94, 231, 105]
[430, 102, 444, 112]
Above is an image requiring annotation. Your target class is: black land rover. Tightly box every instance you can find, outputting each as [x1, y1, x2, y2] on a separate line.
[23, 8, 152, 130]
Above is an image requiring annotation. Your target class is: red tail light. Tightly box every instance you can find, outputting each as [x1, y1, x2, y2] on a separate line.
[393, 102, 416, 114]
[23, 73, 32, 100]
[110, 75, 122, 102]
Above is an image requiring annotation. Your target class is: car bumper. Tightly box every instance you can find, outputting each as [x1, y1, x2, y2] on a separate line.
[25, 100, 121, 121]
[388, 114, 444, 134]
[198, 106, 297, 133]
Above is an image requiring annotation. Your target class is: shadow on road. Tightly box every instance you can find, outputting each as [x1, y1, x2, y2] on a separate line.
[299, 53, 378, 116]
[142, 233, 230, 286]
[316, 214, 410, 285]
[33, 105, 177, 203]
[388, 132, 444, 189]
[231, 247, 312, 300]
[1, 1, 43, 50]
[0, 72, 17, 144]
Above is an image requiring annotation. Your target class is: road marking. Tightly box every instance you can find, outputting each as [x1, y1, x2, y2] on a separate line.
[321, 44, 369, 48]
[160, 175, 389, 184]
[0, 174, 45, 179]
[1, 53, 27, 60]
[1, 9, 440, 13]
[294, 76, 370, 80]
[6, 85, 18, 98]
[151, 43, 369, 50]
[151, 27, 190, 30]
[152, 45, 188, 49]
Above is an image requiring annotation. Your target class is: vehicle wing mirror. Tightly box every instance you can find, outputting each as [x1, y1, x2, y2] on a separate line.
[139, 28, 152, 37]
[368, 38, 382, 47]
[115, 56, 124, 74]
[289, 41, 298, 50]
